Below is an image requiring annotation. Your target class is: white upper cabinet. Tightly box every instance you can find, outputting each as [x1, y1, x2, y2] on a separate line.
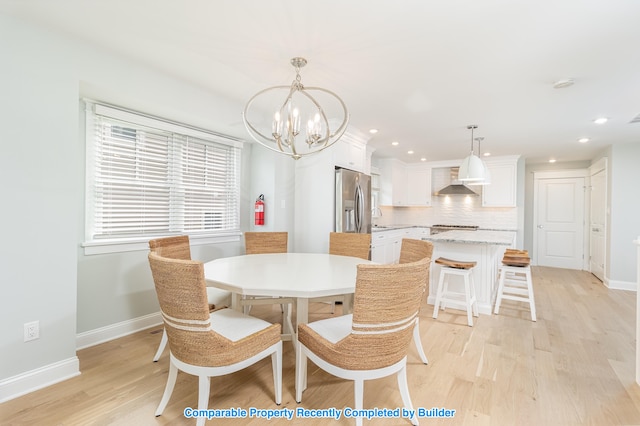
[378, 159, 431, 207]
[379, 159, 408, 206]
[333, 128, 372, 173]
[482, 157, 518, 207]
[333, 138, 366, 172]
[406, 167, 432, 206]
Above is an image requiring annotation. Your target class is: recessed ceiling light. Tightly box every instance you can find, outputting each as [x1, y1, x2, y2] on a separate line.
[407, 150, 414, 155]
[391, 141, 399, 146]
[483, 152, 491, 157]
[369, 128, 378, 134]
[578, 138, 589, 143]
[553, 78, 574, 89]
[593, 117, 608, 124]
[420, 157, 427, 162]
[549, 158, 557, 163]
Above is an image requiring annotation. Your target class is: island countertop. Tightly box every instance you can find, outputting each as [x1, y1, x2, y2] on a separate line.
[422, 230, 515, 246]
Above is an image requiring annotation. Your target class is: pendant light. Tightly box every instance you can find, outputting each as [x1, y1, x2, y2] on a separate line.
[467, 137, 491, 186]
[458, 125, 486, 182]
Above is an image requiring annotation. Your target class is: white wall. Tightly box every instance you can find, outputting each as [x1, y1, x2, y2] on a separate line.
[609, 142, 640, 285]
[248, 144, 296, 240]
[0, 14, 266, 401]
[0, 14, 81, 395]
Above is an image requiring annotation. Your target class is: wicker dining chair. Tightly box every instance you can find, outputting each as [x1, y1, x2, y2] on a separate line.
[399, 238, 434, 364]
[295, 257, 429, 426]
[313, 232, 372, 313]
[148, 252, 282, 426]
[244, 231, 288, 255]
[243, 232, 292, 315]
[149, 235, 232, 362]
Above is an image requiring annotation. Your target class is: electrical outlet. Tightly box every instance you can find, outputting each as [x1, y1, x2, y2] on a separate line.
[24, 321, 39, 342]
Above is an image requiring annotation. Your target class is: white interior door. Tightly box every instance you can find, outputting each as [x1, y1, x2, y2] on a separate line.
[589, 168, 606, 281]
[535, 176, 585, 269]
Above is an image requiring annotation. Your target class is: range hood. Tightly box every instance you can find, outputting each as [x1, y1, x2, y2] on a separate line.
[434, 167, 479, 196]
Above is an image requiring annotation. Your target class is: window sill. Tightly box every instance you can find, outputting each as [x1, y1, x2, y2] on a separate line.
[82, 232, 242, 256]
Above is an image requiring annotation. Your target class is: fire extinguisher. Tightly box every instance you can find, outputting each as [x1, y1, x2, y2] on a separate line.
[254, 194, 265, 226]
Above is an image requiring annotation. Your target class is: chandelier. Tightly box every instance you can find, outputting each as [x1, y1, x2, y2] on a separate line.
[458, 125, 488, 183]
[242, 57, 349, 160]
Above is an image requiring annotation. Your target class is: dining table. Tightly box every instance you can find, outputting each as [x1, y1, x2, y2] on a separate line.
[203, 252, 375, 347]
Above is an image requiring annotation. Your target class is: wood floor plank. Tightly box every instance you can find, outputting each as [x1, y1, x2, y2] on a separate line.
[2, 266, 640, 425]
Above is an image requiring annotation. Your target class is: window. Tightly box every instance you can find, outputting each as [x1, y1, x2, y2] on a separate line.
[84, 101, 242, 253]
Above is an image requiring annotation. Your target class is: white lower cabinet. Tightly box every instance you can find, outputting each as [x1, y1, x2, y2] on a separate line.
[371, 229, 404, 263]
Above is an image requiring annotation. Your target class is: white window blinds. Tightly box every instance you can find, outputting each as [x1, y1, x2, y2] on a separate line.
[85, 101, 242, 241]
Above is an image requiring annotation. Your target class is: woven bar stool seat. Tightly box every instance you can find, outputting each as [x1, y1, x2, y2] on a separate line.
[494, 250, 536, 321]
[432, 257, 478, 326]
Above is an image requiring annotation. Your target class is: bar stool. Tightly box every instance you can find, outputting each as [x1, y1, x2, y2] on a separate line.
[432, 257, 478, 326]
[494, 264, 536, 321]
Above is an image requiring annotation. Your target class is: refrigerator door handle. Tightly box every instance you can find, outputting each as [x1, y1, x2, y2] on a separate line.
[355, 183, 364, 233]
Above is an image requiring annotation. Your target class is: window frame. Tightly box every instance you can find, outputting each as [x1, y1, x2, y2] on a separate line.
[82, 100, 243, 255]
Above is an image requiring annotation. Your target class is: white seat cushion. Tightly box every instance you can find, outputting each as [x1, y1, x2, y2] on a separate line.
[210, 309, 273, 342]
[306, 314, 353, 344]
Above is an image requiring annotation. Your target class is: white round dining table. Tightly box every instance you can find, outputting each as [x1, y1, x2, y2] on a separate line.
[203, 252, 375, 345]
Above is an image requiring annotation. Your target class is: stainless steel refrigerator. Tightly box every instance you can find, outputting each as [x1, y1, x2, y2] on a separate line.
[335, 167, 371, 234]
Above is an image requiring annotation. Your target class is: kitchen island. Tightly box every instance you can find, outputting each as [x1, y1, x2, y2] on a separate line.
[422, 230, 516, 315]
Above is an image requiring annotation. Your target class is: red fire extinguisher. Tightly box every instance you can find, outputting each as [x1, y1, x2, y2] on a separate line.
[254, 194, 265, 226]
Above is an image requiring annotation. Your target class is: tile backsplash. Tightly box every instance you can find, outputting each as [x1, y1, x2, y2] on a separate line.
[373, 167, 518, 229]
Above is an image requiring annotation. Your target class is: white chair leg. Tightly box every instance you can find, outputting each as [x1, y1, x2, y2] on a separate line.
[153, 328, 168, 362]
[354, 379, 364, 426]
[470, 273, 479, 318]
[271, 343, 283, 405]
[494, 268, 505, 314]
[464, 274, 473, 327]
[412, 321, 429, 364]
[196, 375, 210, 426]
[432, 269, 446, 319]
[295, 345, 307, 403]
[155, 360, 178, 416]
[526, 269, 537, 321]
[397, 364, 419, 426]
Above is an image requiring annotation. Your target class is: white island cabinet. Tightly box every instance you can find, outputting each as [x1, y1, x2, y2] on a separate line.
[423, 230, 516, 315]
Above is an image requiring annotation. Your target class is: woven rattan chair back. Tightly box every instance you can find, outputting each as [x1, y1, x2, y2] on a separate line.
[300, 257, 429, 371]
[399, 238, 433, 290]
[148, 252, 279, 367]
[244, 232, 288, 254]
[329, 232, 371, 260]
[399, 238, 433, 264]
[149, 235, 191, 260]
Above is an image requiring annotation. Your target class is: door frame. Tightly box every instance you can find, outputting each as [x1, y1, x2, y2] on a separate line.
[588, 157, 607, 282]
[533, 169, 589, 269]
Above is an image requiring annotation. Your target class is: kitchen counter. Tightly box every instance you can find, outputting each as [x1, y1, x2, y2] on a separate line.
[423, 230, 515, 245]
[371, 224, 418, 232]
[424, 230, 515, 316]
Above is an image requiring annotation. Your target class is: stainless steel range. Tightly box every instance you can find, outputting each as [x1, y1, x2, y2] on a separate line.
[430, 224, 479, 235]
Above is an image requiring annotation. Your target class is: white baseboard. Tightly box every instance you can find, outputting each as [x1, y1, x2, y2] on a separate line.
[0, 357, 80, 404]
[0, 313, 162, 404]
[605, 277, 637, 291]
[76, 312, 162, 350]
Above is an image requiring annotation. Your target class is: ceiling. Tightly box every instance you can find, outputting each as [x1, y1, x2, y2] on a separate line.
[3, 0, 640, 164]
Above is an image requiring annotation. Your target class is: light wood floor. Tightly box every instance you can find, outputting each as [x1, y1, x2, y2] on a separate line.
[3, 267, 640, 426]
